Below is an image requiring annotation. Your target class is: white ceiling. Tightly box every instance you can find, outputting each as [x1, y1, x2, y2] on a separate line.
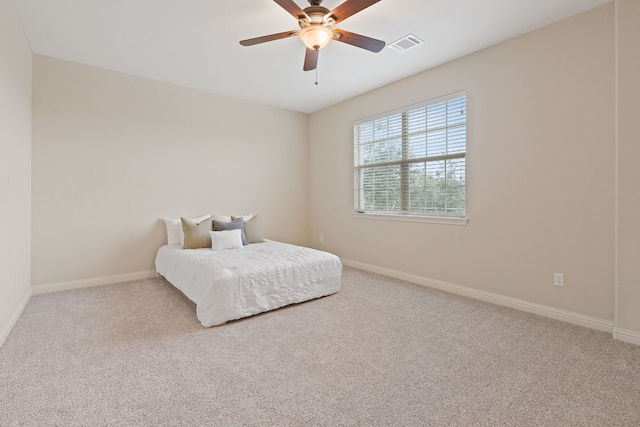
[13, 0, 610, 113]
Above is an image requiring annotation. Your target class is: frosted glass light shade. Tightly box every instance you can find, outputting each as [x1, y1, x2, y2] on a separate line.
[299, 25, 333, 50]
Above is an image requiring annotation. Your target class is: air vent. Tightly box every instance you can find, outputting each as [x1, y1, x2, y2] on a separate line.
[388, 34, 424, 53]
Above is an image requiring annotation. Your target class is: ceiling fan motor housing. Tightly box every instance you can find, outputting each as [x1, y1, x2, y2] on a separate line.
[300, 6, 331, 26]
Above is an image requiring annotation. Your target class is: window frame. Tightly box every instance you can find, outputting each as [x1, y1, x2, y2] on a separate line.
[353, 91, 468, 225]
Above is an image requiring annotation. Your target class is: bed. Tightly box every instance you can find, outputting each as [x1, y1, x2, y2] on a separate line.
[155, 240, 342, 327]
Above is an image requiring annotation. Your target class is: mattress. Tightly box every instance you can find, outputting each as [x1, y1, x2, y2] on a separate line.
[155, 240, 342, 327]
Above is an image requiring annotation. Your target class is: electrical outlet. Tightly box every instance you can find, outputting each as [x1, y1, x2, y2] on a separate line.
[554, 273, 564, 287]
[319, 235, 324, 243]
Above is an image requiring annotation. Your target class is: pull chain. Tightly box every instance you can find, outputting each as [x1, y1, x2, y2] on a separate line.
[315, 67, 318, 86]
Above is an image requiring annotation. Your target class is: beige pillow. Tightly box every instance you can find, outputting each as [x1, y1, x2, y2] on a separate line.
[181, 217, 213, 249]
[243, 215, 265, 243]
[162, 214, 211, 246]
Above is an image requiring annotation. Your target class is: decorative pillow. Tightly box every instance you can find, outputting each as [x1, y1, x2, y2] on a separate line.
[212, 213, 232, 222]
[231, 213, 254, 222]
[210, 230, 243, 251]
[181, 217, 213, 249]
[243, 215, 265, 243]
[162, 214, 210, 246]
[213, 218, 248, 245]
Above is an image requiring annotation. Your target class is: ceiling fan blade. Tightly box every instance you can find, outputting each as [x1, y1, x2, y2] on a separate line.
[326, 0, 381, 24]
[333, 29, 385, 52]
[303, 48, 319, 71]
[239, 30, 298, 46]
[274, 0, 309, 20]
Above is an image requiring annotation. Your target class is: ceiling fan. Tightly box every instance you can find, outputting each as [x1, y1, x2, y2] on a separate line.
[239, 0, 385, 72]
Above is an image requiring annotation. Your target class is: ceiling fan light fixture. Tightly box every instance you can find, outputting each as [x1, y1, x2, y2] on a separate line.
[299, 25, 333, 50]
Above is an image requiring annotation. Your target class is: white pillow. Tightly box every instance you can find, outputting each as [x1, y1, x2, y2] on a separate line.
[162, 214, 211, 246]
[210, 229, 243, 251]
[212, 213, 232, 223]
[231, 213, 254, 222]
[215, 213, 254, 223]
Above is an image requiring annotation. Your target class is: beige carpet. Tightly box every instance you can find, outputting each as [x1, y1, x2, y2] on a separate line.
[1, 267, 639, 426]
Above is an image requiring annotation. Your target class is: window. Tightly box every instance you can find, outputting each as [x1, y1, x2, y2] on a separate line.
[354, 92, 466, 220]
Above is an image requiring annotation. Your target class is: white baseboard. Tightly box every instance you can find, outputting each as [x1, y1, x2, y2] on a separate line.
[32, 270, 157, 295]
[613, 328, 640, 346]
[342, 259, 615, 334]
[0, 288, 32, 348]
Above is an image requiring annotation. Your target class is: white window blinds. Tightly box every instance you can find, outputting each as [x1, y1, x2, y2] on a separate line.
[354, 92, 466, 217]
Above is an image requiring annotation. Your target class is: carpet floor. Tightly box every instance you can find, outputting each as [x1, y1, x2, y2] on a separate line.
[1, 267, 639, 426]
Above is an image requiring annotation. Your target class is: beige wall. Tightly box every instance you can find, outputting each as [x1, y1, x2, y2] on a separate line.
[309, 5, 616, 322]
[32, 56, 309, 286]
[0, 0, 32, 343]
[615, 0, 640, 338]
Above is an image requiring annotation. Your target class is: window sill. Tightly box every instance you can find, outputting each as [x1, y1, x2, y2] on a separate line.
[353, 212, 468, 226]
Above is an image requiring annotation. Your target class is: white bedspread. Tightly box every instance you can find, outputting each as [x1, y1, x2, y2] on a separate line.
[155, 240, 342, 327]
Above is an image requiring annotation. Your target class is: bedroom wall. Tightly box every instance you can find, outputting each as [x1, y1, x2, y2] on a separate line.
[31, 56, 309, 287]
[0, 0, 32, 345]
[615, 0, 640, 343]
[308, 4, 616, 323]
